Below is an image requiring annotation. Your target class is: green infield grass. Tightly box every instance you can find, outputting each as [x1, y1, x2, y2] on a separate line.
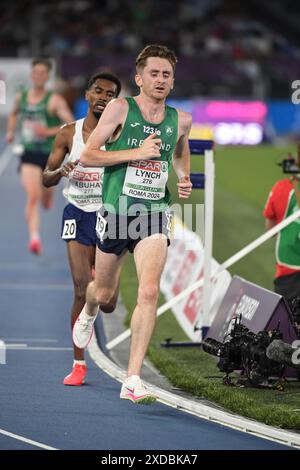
[120, 144, 300, 430]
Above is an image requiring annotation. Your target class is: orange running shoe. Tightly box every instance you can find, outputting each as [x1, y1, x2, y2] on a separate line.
[63, 364, 87, 386]
[28, 238, 42, 255]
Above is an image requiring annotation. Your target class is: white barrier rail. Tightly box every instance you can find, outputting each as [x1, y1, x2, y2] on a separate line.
[106, 208, 300, 350]
[202, 149, 215, 330]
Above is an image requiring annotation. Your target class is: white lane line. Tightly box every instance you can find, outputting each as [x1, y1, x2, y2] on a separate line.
[3, 338, 58, 343]
[0, 428, 58, 450]
[0, 145, 11, 176]
[0, 145, 61, 452]
[0, 263, 67, 271]
[6, 346, 73, 351]
[0, 283, 72, 291]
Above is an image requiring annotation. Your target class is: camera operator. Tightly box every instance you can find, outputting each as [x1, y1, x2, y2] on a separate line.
[263, 145, 300, 300]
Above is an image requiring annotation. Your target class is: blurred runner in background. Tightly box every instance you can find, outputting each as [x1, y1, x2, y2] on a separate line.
[6, 58, 74, 254]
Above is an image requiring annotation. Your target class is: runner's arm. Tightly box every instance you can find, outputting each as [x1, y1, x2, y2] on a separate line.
[35, 94, 74, 138]
[51, 94, 74, 125]
[5, 94, 21, 143]
[173, 111, 193, 199]
[80, 99, 161, 167]
[42, 125, 77, 187]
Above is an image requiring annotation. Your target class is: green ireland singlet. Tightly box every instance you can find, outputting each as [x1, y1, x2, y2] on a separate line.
[276, 189, 300, 269]
[103, 97, 178, 214]
[20, 90, 61, 154]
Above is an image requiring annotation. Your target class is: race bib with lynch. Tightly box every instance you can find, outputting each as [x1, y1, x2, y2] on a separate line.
[122, 160, 168, 201]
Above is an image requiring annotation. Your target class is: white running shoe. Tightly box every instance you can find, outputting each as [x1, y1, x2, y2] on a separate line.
[72, 311, 97, 349]
[120, 376, 157, 405]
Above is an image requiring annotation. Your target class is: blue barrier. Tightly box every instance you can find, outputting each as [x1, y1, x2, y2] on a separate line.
[190, 172, 205, 189]
[188, 139, 213, 188]
[189, 139, 214, 155]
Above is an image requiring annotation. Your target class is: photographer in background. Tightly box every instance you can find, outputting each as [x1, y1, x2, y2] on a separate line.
[263, 145, 300, 300]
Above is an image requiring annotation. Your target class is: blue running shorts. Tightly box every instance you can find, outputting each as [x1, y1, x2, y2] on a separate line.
[61, 203, 98, 246]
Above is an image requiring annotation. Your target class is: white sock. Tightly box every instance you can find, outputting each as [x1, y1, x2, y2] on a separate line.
[73, 360, 86, 366]
[31, 232, 40, 241]
[80, 305, 97, 321]
[126, 375, 140, 385]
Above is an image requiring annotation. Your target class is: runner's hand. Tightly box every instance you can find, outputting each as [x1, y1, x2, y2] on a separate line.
[60, 160, 79, 177]
[177, 176, 192, 199]
[5, 131, 14, 143]
[139, 133, 161, 160]
[31, 123, 50, 138]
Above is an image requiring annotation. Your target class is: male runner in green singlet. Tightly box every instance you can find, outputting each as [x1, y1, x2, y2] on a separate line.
[73, 45, 192, 404]
[6, 58, 73, 254]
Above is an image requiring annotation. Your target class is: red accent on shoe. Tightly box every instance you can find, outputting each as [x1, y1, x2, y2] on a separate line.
[28, 238, 42, 255]
[63, 364, 87, 386]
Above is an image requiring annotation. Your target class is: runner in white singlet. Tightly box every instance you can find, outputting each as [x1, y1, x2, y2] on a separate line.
[43, 72, 121, 386]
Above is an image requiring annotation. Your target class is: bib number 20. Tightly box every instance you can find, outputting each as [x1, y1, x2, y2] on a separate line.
[62, 219, 76, 239]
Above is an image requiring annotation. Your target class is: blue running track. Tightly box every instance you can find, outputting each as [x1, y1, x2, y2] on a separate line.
[0, 152, 292, 450]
